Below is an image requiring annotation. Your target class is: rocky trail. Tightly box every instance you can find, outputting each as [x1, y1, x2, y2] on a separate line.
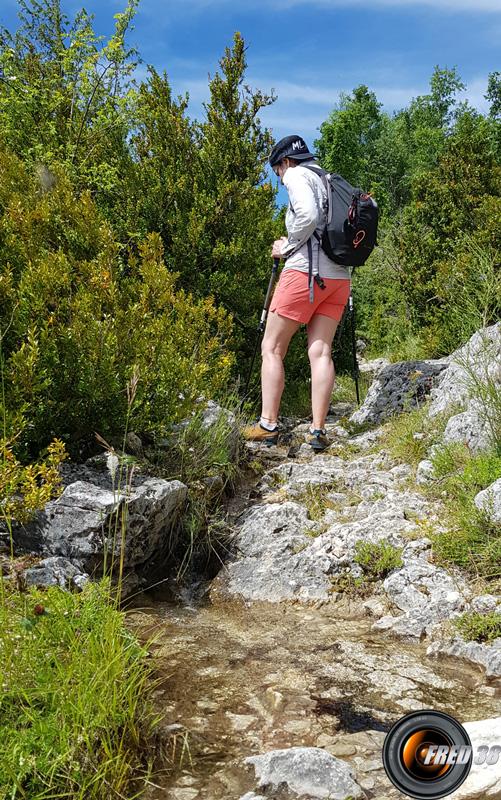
[129, 401, 501, 800]
[5, 323, 501, 799]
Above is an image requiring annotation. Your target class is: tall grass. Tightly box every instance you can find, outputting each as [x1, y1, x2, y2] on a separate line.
[0, 580, 158, 800]
[153, 397, 244, 579]
[427, 444, 501, 585]
[0, 360, 160, 800]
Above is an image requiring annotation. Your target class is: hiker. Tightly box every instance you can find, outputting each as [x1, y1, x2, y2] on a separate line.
[243, 135, 351, 451]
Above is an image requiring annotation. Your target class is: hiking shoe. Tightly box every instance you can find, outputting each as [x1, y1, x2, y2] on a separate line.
[308, 428, 330, 452]
[242, 422, 279, 446]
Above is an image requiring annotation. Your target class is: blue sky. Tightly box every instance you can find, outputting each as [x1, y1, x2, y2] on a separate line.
[1, 0, 499, 198]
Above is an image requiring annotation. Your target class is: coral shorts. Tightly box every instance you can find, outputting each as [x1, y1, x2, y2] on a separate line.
[269, 268, 351, 324]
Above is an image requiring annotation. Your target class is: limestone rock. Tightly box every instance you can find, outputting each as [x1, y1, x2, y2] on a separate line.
[474, 478, 501, 524]
[470, 594, 500, 614]
[358, 357, 391, 375]
[244, 747, 365, 799]
[349, 359, 448, 427]
[12, 477, 187, 587]
[448, 717, 501, 798]
[211, 502, 332, 602]
[428, 322, 501, 419]
[442, 404, 495, 454]
[23, 556, 89, 591]
[373, 561, 469, 640]
[427, 636, 501, 678]
[416, 459, 435, 484]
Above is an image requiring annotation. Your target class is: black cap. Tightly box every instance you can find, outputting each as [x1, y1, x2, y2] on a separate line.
[269, 135, 316, 167]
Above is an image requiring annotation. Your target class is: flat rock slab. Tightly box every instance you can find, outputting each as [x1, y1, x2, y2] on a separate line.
[211, 502, 332, 602]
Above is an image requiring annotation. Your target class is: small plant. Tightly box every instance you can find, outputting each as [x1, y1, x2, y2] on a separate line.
[354, 540, 403, 581]
[304, 523, 329, 538]
[381, 403, 454, 467]
[294, 484, 337, 521]
[453, 610, 501, 644]
[427, 445, 501, 583]
[329, 570, 367, 597]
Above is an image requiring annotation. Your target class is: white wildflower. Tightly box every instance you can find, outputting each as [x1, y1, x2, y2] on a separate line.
[106, 451, 119, 482]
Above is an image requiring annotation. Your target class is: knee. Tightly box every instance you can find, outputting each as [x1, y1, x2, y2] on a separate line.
[308, 339, 332, 363]
[262, 338, 286, 359]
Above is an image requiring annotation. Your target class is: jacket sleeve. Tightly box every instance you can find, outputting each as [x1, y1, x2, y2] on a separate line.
[280, 168, 320, 258]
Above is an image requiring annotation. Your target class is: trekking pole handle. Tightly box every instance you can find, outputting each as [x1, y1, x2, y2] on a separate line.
[259, 257, 280, 331]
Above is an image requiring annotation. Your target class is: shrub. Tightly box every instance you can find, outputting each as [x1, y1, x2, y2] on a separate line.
[453, 610, 501, 644]
[354, 540, 403, 581]
[0, 437, 67, 527]
[0, 151, 234, 459]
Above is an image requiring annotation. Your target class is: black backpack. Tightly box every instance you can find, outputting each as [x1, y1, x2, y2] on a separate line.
[304, 165, 379, 269]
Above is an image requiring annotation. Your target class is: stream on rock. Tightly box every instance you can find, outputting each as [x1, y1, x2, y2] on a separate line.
[129, 594, 499, 800]
[127, 416, 501, 800]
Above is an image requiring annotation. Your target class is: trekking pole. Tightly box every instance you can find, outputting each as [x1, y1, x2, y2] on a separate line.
[242, 257, 280, 402]
[349, 293, 361, 406]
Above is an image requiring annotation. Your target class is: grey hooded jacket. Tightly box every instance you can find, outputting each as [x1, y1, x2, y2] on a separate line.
[279, 160, 351, 282]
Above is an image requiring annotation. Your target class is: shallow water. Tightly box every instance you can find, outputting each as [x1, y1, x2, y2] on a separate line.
[129, 593, 500, 799]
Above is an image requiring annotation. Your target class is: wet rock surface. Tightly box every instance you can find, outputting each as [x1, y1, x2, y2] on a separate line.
[244, 747, 365, 799]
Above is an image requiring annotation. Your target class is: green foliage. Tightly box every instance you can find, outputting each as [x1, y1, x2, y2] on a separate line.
[0, 0, 137, 213]
[352, 225, 426, 359]
[381, 402, 453, 467]
[0, 580, 156, 800]
[427, 444, 501, 582]
[0, 150, 234, 457]
[353, 540, 403, 581]
[128, 33, 277, 362]
[453, 610, 501, 644]
[315, 67, 500, 363]
[0, 436, 67, 527]
[398, 109, 501, 333]
[315, 85, 385, 195]
[294, 483, 338, 521]
[147, 399, 245, 577]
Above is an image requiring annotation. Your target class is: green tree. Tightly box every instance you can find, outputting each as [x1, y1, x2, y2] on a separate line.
[0, 0, 137, 214]
[315, 85, 385, 191]
[130, 33, 278, 360]
[398, 108, 501, 342]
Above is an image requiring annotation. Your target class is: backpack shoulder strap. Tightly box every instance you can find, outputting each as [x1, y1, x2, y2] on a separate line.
[302, 164, 331, 224]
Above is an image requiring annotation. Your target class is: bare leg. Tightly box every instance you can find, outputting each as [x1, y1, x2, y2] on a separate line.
[307, 313, 339, 430]
[261, 311, 301, 423]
